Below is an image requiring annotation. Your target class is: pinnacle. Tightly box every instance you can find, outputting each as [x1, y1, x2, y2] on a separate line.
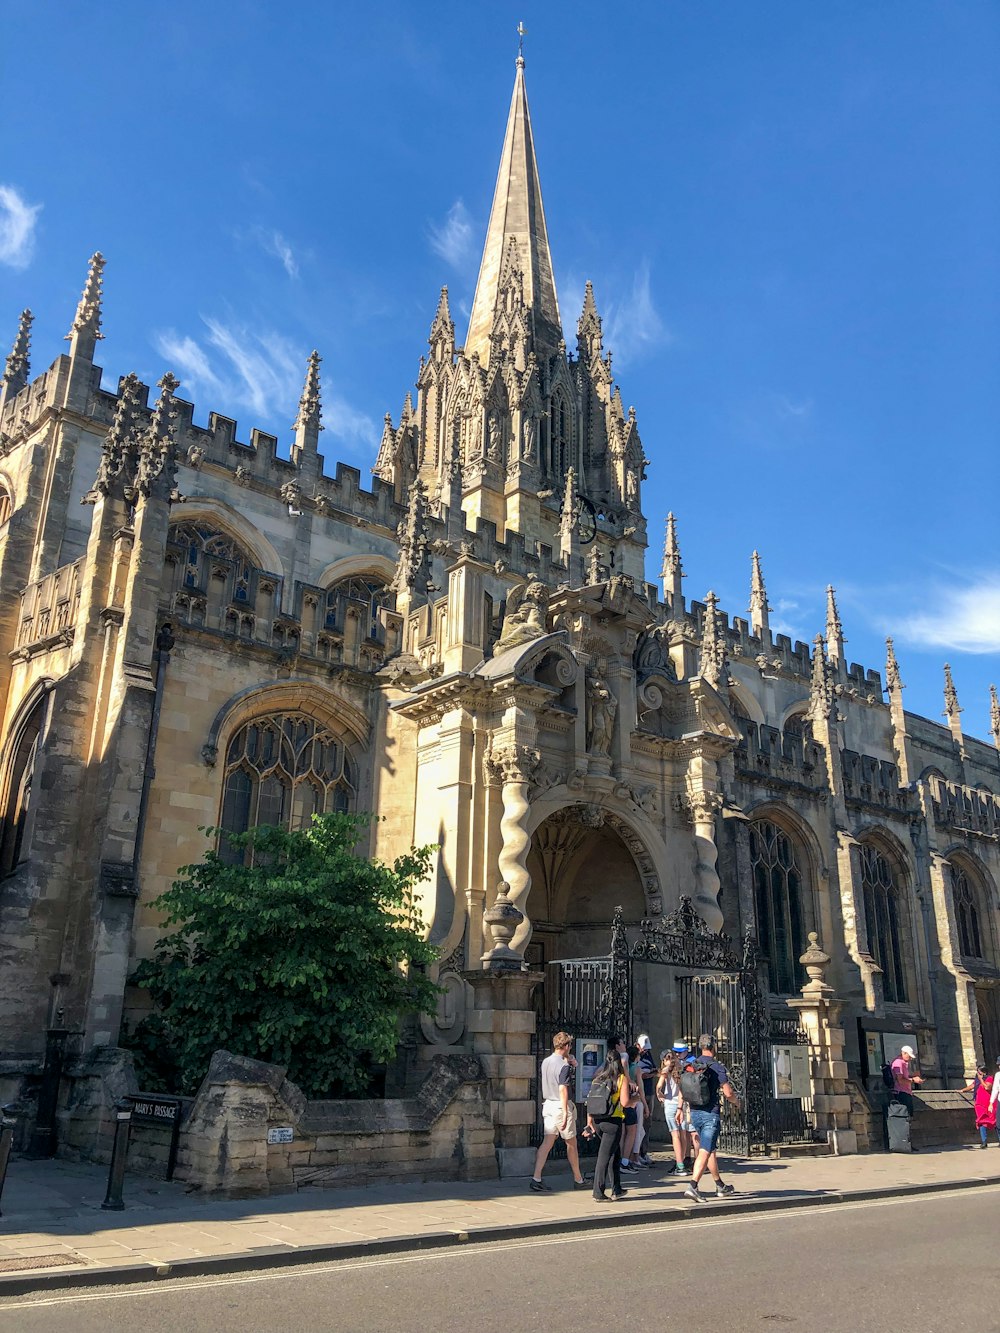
[67, 251, 106, 342]
[293, 350, 323, 437]
[943, 663, 962, 718]
[3, 308, 32, 393]
[661, 511, 683, 586]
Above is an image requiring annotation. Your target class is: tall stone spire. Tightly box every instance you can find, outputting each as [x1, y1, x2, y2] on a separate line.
[464, 52, 561, 363]
[291, 350, 323, 467]
[990, 684, 1000, 752]
[660, 512, 683, 607]
[825, 585, 844, 665]
[1, 309, 32, 408]
[749, 550, 771, 639]
[66, 252, 105, 361]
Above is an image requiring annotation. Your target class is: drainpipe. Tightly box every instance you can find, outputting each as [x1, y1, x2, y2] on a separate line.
[131, 622, 174, 883]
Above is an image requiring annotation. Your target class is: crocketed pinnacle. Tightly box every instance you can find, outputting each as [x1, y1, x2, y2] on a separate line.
[699, 591, 729, 689]
[990, 684, 1000, 750]
[885, 637, 903, 693]
[809, 634, 836, 724]
[576, 280, 602, 360]
[2, 309, 32, 395]
[661, 512, 680, 580]
[943, 663, 962, 718]
[464, 55, 561, 362]
[294, 351, 323, 435]
[749, 550, 770, 636]
[825, 584, 844, 660]
[67, 252, 105, 342]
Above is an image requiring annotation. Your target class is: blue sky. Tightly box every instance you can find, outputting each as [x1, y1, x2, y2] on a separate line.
[2, 2, 998, 741]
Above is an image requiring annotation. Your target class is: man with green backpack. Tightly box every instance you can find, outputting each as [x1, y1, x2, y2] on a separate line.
[680, 1034, 741, 1203]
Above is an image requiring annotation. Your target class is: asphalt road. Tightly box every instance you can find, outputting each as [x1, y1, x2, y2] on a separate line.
[1, 1187, 996, 1333]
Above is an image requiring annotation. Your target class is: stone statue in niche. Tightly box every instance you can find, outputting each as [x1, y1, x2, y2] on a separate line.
[586, 675, 617, 756]
[522, 414, 538, 464]
[497, 580, 549, 650]
[486, 407, 503, 462]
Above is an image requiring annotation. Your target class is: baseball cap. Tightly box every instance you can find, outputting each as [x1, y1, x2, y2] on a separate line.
[671, 1041, 688, 1054]
[901, 1044, 915, 1058]
[637, 1033, 651, 1050]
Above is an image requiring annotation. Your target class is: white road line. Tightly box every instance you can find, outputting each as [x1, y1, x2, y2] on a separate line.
[1, 1185, 995, 1313]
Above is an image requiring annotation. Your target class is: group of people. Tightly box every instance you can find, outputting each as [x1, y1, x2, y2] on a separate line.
[531, 1030, 741, 1204]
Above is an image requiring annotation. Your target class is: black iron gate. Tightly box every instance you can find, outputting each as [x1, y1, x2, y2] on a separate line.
[531, 898, 812, 1157]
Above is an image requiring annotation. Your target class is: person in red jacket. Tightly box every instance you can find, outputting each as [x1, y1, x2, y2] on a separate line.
[962, 1061, 1000, 1149]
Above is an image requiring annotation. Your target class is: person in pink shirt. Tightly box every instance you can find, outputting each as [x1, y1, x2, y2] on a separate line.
[887, 1044, 923, 1153]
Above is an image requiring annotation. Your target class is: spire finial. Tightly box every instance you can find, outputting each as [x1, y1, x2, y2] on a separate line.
[990, 684, 1000, 751]
[292, 350, 323, 465]
[809, 634, 837, 724]
[699, 591, 729, 689]
[825, 584, 845, 664]
[885, 637, 903, 693]
[943, 663, 962, 718]
[2, 308, 32, 399]
[749, 549, 771, 638]
[517, 20, 526, 65]
[660, 511, 684, 605]
[66, 251, 105, 348]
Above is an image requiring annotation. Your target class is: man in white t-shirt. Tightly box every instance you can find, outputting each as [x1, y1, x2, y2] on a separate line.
[530, 1031, 589, 1192]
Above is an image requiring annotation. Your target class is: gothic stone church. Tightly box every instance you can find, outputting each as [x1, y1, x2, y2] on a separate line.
[1, 56, 999, 1121]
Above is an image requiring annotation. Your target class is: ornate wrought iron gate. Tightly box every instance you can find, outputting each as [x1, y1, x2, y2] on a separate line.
[531, 898, 811, 1157]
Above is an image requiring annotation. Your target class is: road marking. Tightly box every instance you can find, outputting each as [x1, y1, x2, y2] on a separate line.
[3, 1184, 997, 1312]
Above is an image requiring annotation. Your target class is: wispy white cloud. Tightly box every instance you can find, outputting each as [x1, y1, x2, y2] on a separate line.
[604, 262, 670, 368]
[896, 574, 1000, 654]
[0, 184, 42, 270]
[256, 227, 299, 278]
[428, 199, 477, 273]
[770, 596, 809, 646]
[152, 317, 377, 452]
[775, 394, 813, 420]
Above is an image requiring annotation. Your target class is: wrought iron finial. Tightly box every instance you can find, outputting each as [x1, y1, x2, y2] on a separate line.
[517, 20, 526, 64]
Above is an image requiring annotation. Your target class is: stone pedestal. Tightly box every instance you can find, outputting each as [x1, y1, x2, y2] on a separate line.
[786, 932, 858, 1154]
[464, 968, 543, 1177]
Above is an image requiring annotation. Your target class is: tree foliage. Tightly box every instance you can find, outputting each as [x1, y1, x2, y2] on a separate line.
[128, 814, 440, 1097]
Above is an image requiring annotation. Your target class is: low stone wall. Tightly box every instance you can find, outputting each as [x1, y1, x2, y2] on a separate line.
[173, 1050, 498, 1197]
[856, 1085, 979, 1151]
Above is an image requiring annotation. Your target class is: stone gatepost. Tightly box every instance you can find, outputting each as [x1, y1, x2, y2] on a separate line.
[786, 933, 858, 1155]
[465, 882, 543, 1177]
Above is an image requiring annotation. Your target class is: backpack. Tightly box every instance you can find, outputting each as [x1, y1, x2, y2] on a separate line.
[586, 1077, 615, 1118]
[881, 1061, 896, 1090]
[680, 1057, 719, 1110]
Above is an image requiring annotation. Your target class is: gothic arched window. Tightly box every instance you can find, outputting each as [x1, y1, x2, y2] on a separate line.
[749, 818, 807, 994]
[219, 712, 356, 862]
[167, 522, 255, 604]
[861, 842, 907, 1003]
[324, 576, 392, 642]
[0, 486, 11, 527]
[0, 697, 46, 876]
[952, 864, 984, 960]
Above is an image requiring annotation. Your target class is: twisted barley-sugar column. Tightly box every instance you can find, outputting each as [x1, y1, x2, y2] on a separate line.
[691, 795, 724, 933]
[499, 775, 532, 928]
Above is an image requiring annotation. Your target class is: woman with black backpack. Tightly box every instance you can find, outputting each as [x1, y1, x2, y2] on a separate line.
[585, 1037, 632, 1202]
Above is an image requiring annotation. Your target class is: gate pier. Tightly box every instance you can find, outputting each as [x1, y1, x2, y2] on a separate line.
[787, 932, 858, 1154]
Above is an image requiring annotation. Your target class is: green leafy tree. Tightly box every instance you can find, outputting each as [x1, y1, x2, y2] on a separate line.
[129, 813, 440, 1097]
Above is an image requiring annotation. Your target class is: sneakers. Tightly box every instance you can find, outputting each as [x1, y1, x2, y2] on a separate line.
[620, 1162, 638, 1174]
[529, 1178, 552, 1192]
[716, 1182, 736, 1196]
[673, 1162, 691, 1176]
[573, 1174, 594, 1189]
[683, 1184, 708, 1204]
[638, 1154, 652, 1166]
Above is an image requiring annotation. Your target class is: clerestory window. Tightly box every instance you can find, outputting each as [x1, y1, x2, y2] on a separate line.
[324, 576, 392, 641]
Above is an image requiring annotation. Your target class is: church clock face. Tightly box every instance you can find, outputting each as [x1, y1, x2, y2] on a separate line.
[561, 493, 598, 546]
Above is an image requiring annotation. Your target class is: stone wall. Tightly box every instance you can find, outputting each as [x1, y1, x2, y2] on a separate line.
[172, 1050, 497, 1197]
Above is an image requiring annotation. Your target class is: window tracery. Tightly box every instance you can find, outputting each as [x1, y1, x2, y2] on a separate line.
[166, 522, 255, 605]
[324, 576, 392, 641]
[952, 863, 985, 960]
[749, 818, 807, 994]
[219, 712, 356, 862]
[861, 843, 907, 1003]
[0, 486, 11, 527]
[0, 698, 45, 876]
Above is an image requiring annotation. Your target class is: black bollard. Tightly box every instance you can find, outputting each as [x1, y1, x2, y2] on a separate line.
[101, 1098, 133, 1211]
[0, 1104, 19, 1218]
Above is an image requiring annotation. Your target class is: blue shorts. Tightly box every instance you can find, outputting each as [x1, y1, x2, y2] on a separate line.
[663, 1099, 683, 1132]
[689, 1108, 722, 1153]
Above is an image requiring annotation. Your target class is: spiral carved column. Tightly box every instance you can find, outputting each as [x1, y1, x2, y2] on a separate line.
[689, 790, 724, 932]
[483, 743, 539, 964]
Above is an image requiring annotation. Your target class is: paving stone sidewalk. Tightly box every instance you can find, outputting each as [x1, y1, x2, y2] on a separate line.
[1, 1145, 998, 1287]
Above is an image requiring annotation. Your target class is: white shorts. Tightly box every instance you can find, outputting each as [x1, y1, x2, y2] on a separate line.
[542, 1099, 578, 1140]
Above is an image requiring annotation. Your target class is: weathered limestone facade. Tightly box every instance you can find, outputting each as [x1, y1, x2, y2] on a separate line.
[1, 55, 998, 1157]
